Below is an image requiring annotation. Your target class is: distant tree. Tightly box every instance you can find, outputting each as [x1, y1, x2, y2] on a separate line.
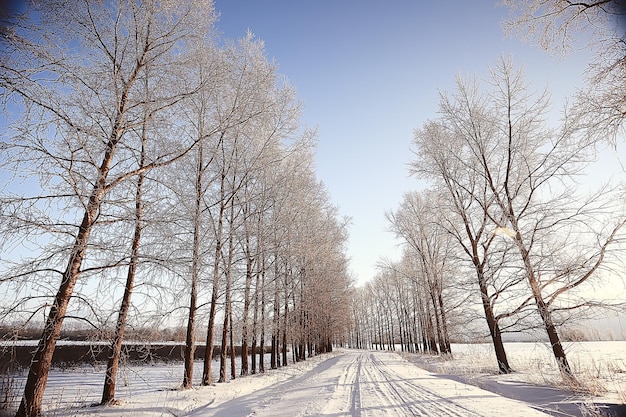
[198, 32, 306, 384]
[387, 191, 454, 354]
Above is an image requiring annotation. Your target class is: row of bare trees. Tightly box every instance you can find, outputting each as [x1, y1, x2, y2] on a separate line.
[348, 250, 454, 357]
[350, 0, 626, 384]
[0, 2, 352, 416]
[349, 57, 625, 385]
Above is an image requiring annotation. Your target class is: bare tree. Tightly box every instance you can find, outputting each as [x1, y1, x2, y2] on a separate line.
[387, 191, 455, 354]
[176, 41, 226, 390]
[101, 76, 150, 405]
[197, 32, 307, 384]
[0, 2, 216, 415]
[503, 0, 626, 142]
[412, 118, 515, 373]
[429, 57, 625, 381]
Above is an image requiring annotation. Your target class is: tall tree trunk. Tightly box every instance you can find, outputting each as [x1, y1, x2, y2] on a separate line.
[281, 319, 288, 366]
[437, 291, 451, 354]
[201, 271, 220, 385]
[516, 233, 574, 380]
[271, 257, 280, 369]
[17, 111, 126, 417]
[229, 306, 236, 380]
[101, 114, 149, 403]
[423, 300, 439, 354]
[281, 271, 289, 367]
[394, 299, 405, 352]
[251, 266, 261, 374]
[429, 285, 449, 354]
[219, 202, 235, 383]
[201, 172, 226, 386]
[528, 260, 573, 379]
[477, 267, 512, 373]
[385, 307, 394, 350]
[375, 309, 383, 350]
[240, 233, 253, 376]
[298, 292, 306, 361]
[259, 265, 266, 373]
[183, 141, 204, 389]
[250, 336, 257, 374]
[218, 268, 231, 383]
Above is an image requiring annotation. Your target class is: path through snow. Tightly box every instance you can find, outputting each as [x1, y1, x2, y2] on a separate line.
[21, 349, 621, 416]
[189, 351, 551, 417]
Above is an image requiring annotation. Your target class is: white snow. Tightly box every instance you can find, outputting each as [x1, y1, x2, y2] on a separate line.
[408, 342, 626, 403]
[4, 342, 625, 416]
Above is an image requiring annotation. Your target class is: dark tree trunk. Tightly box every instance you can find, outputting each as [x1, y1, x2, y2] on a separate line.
[259, 266, 266, 373]
[281, 279, 288, 367]
[437, 292, 452, 354]
[240, 241, 253, 376]
[477, 269, 513, 373]
[229, 308, 236, 380]
[516, 232, 574, 381]
[183, 142, 204, 389]
[201, 171, 226, 386]
[271, 259, 280, 370]
[102, 133, 147, 403]
[423, 302, 439, 354]
[219, 204, 235, 383]
[250, 264, 261, 374]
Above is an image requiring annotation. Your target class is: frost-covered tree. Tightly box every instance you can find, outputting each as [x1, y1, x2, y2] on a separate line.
[0, 1, 216, 415]
[413, 114, 515, 373]
[418, 57, 625, 381]
[387, 191, 455, 354]
[503, 0, 626, 142]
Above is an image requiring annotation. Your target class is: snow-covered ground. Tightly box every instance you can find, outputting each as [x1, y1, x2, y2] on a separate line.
[2, 342, 625, 416]
[403, 341, 626, 417]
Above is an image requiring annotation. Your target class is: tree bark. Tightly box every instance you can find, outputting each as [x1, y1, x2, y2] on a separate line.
[229, 306, 236, 380]
[183, 142, 204, 389]
[516, 233, 574, 380]
[251, 266, 261, 374]
[259, 265, 266, 373]
[201, 172, 226, 386]
[476, 264, 512, 374]
[271, 257, 280, 369]
[240, 232, 253, 376]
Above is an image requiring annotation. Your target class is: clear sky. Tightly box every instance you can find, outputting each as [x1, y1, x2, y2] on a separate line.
[212, 0, 596, 285]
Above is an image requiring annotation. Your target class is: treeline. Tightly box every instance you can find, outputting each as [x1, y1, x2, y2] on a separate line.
[0, 1, 352, 416]
[350, 0, 626, 382]
[0, 325, 187, 342]
[349, 58, 626, 383]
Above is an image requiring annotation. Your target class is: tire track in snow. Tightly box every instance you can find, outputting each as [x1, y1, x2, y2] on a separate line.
[319, 350, 362, 416]
[349, 353, 362, 417]
[364, 352, 484, 417]
[192, 351, 550, 417]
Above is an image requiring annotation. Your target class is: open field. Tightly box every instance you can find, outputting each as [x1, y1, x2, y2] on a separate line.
[404, 341, 626, 413]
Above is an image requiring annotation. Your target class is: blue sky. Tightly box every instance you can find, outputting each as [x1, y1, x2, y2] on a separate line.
[212, 0, 595, 285]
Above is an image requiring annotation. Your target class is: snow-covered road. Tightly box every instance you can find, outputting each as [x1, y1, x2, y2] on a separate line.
[190, 351, 550, 417]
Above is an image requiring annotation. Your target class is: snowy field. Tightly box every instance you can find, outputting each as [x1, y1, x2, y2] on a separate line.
[2, 342, 625, 416]
[409, 342, 626, 399]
